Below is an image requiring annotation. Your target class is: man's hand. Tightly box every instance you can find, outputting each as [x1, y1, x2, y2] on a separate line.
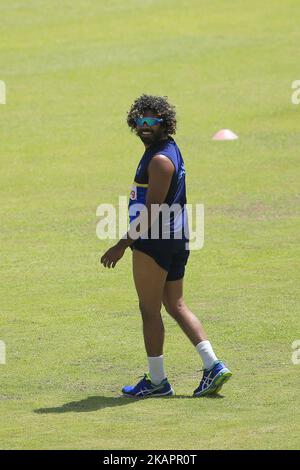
[100, 243, 126, 268]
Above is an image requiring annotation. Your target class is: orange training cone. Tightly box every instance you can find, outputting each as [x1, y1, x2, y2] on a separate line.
[212, 129, 238, 140]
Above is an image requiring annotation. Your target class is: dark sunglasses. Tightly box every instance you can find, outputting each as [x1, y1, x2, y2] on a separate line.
[135, 117, 163, 127]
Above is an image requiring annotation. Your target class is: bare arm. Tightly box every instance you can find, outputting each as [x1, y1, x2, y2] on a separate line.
[100, 155, 174, 268]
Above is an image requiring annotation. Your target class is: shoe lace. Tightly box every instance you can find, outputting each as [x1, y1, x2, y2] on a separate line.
[138, 373, 151, 382]
[196, 361, 223, 375]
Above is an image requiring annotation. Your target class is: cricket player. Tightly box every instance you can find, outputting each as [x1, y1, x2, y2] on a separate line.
[101, 94, 232, 397]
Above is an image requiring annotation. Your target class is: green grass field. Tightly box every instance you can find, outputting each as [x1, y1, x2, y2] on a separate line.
[1, 0, 300, 450]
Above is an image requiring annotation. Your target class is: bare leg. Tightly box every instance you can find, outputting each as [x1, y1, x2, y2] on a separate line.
[132, 249, 168, 356]
[163, 279, 207, 346]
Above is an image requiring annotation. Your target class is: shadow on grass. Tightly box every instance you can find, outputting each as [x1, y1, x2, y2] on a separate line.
[34, 393, 224, 414]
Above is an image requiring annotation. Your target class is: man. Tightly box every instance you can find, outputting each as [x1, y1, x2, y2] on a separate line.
[101, 94, 232, 397]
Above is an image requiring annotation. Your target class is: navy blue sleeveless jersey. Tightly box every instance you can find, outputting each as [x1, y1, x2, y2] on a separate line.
[128, 137, 189, 241]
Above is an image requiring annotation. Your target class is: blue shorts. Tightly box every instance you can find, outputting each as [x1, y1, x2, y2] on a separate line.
[131, 238, 190, 281]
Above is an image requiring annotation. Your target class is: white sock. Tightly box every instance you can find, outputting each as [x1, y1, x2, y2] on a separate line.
[196, 340, 218, 370]
[148, 355, 166, 385]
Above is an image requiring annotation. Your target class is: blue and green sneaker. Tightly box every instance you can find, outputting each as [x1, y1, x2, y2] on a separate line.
[122, 373, 175, 398]
[193, 361, 232, 397]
